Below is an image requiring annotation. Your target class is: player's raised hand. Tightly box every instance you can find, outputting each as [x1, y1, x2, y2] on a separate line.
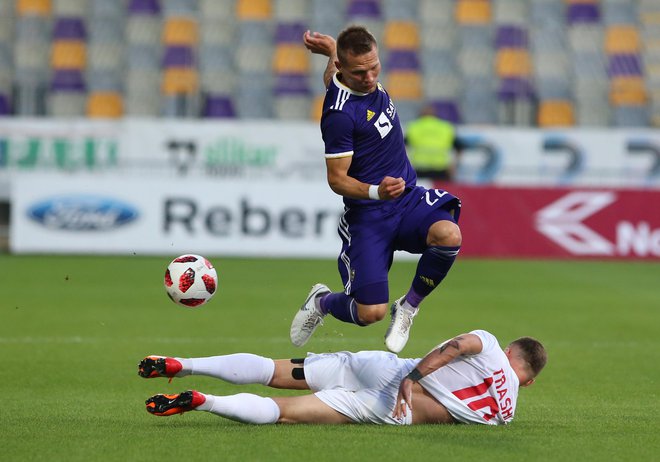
[303, 30, 336, 58]
[379, 176, 406, 200]
[392, 377, 414, 420]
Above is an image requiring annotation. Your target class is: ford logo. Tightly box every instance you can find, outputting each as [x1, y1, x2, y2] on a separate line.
[27, 195, 139, 231]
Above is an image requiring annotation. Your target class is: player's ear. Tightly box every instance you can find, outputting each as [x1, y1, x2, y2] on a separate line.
[521, 378, 535, 388]
[335, 59, 342, 71]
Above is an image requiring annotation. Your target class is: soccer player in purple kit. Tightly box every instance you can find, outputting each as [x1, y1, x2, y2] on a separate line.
[290, 26, 463, 353]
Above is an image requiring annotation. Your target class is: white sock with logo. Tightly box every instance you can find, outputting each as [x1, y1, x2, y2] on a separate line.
[196, 393, 280, 424]
[177, 354, 275, 385]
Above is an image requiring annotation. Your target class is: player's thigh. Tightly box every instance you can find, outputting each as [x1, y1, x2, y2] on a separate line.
[338, 208, 396, 294]
[268, 359, 310, 390]
[273, 395, 352, 424]
[395, 188, 461, 253]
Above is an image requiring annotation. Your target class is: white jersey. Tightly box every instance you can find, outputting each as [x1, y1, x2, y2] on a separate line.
[419, 330, 520, 425]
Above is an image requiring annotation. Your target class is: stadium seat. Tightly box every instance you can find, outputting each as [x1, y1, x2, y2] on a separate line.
[608, 54, 644, 77]
[346, 0, 381, 19]
[199, 0, 234, 19]
[566, 2, 601, 25]
[387, 50, 421, 71]
[386, 70, 422, 100]
[495, 49, 532, 78]
[87, 91, 124, 118]
[602, 1, 638, 25]
[383, 21, 420, 50]
[493, 0, 528, 25]
[423, 73, 463, 99]
[429, 99, 462, 124]
[125, 69, 161, 115]
[612, 104, 649, 126]
[537, 99, 575, 126]
[162, 66, 198, 95]
[16, 0, 51, 16]
[0, 91, 10, 115]
[494, 25, 529, 49]
[236, 0, 272, 20]
[51, 41, 86, 69]
[202, 93, 236, 118]
[274, 0, 308, 21]
[162, 17, 198, 46]
[420, 22, 456, 51]
[455, 0, 492, 24]
[90, 0, 125, 19]
[126, 16, 162, 45]
[530, 0, 564, 28]
[609, 76, 647, 105]
[605, 25, 641, 54]
[273, 44, 310, 73]
[161, 0, 197, 16]
[310, 93, 324, 121]
[383, 0, 417, 21]
[418, 0, 454, 25]
[52, 0, 87, 16]
[128, 0, 161, 15]
[52, 16, 86, 40]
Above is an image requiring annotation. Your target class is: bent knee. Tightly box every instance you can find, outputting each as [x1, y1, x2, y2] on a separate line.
[427, 221, 462, 247]
[356, 303, 388, 325]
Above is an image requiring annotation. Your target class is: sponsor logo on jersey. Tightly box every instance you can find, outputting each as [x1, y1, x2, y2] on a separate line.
[27, 195, 139, 231]
[374, 112, 393, 139]
[366, 109, 375, 121]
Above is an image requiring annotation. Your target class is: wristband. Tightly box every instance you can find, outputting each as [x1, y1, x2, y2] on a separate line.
[368, 184, 380, 200]
[406, 367, 423, 382]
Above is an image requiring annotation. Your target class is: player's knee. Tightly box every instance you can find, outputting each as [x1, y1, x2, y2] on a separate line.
[427, 221, 462, 247]
[356, 303, 388, 324]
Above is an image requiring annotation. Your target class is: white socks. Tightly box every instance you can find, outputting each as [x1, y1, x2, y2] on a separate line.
[196, 393, 280, 424]
[175, 353, 275, 385]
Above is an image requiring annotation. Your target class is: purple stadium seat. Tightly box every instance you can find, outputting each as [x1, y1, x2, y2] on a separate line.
[275, 22, 308, 43]
[430, 100, 461, 124]
[608, 54, 643, 77]
[51, 69, 86, 92]
[274, 74, 310, 95]
[567, 3, 600, 24]
[0, 93, 10, 115]
[203, 95, 236, 118]
[494, 26, 528, 49]
[347, 0, 381, 18]
[53, 17, 87, 40]
[497, 77, 535, 101]
[162, 46, 195, 68]
[128, 0, 161, 15]
[387, 50, 420, 70]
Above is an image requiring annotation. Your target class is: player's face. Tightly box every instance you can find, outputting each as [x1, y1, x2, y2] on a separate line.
[337, 47, 381, 94]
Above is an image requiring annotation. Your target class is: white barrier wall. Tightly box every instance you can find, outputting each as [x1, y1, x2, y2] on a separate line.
[11, 174, 344, 256]
[2, 119, 660, 188]
[4, 119, 660, 258]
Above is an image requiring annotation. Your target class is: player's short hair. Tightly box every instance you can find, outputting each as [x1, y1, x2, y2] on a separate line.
[509, 337, 547, 377]
[336, 25, 378, 64]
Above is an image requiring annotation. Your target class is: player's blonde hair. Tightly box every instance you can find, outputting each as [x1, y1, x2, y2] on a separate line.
[509, 337, 547, 377]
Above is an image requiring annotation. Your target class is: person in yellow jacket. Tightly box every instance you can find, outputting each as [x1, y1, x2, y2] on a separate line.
[405, 105, 464, 182]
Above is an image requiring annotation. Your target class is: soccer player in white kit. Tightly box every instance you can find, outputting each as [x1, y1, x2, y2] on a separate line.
[139, 330, 547, 426]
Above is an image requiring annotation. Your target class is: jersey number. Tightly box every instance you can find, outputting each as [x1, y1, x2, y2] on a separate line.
[451, 377, 499, 422]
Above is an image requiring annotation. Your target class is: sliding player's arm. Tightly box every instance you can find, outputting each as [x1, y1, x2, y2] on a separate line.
[393, 333, 483, 419]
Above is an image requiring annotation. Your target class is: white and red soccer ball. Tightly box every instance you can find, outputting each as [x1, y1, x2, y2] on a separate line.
[164, 254, 218, 307]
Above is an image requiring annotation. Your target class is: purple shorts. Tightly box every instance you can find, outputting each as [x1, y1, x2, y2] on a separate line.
[336, 186, 461, 303]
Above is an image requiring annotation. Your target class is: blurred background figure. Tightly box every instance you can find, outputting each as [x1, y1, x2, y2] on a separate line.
[404, 104, 465, 183]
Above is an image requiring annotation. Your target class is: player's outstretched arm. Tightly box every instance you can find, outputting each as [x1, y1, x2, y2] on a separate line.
[393, 333, 483, 419]
[303, 30, 337, 88]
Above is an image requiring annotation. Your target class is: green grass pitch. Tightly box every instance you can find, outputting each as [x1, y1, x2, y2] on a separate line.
[1, 255, 659, 461]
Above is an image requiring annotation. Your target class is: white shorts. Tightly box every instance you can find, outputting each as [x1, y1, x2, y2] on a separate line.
[303, 351, 417, 425]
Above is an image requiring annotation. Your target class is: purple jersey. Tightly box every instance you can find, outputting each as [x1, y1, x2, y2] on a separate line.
[320, 73, 417, 207]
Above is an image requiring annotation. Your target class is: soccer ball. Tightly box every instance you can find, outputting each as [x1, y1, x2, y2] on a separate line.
[164, 254, 218, 307]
